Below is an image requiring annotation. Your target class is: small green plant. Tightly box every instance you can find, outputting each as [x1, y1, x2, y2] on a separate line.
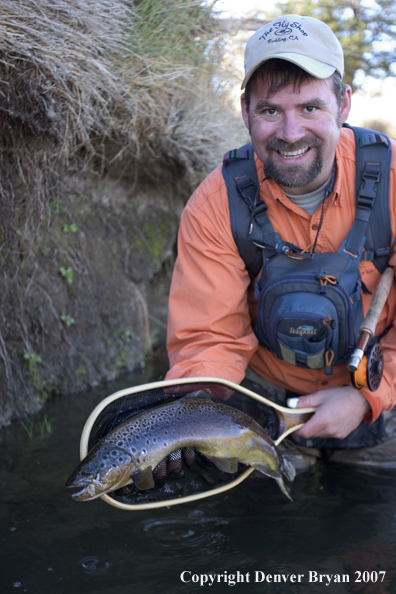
[23, 351, 52, 403]
[49, 199, 67, 214]
[115, 350, 128, 370]
[60, 313, 75, 326]
[38, 415, 52, 439]
[59, 266, 73, 284]
[20, 415, 34, 439]
[122, 330, 141, 343]
[24, 350, 42, 369]
[76, 364, 87, 376]
[115, 330, 142, 371]
[63, 223, 77, 233]
[41, 246, 51, 257]
[20, 414, 52, 440]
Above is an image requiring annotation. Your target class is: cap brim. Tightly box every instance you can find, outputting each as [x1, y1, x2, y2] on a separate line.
[241, 54, 337, 89]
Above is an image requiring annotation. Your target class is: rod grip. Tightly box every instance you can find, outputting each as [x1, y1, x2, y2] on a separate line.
[359, 266, 394, 336]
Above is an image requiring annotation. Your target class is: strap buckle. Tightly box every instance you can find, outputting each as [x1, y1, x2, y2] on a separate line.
[357, 163, 381, 208]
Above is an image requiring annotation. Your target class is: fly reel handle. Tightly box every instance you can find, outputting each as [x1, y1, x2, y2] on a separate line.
[348, 266, 394, 391]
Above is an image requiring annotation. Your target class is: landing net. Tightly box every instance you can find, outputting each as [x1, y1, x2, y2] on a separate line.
[83, 380, 279, 508]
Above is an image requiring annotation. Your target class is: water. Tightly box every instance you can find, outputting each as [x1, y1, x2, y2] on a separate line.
[1, 349, 396, 593]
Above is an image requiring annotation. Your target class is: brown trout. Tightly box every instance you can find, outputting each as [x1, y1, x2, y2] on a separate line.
[66, 392, 295, 501]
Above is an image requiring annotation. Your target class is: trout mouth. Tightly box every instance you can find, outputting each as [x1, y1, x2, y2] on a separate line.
[67, 472, 133, 501]
[67, 472, 106, 501]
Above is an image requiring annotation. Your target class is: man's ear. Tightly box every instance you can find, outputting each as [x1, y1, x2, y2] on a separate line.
[340, 84, 352, 124]
[241, 93, 250, 131]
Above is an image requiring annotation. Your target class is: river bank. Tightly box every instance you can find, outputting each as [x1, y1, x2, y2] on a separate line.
[0, 0, 245, 428]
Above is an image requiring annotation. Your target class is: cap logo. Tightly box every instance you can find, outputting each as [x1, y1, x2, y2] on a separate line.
[259, 20, 309, 45]
[275, 27, 293, 36]
[242, 14, 344, 88]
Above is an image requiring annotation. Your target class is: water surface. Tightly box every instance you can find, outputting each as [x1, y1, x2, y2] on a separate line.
[1, 351, 396, 593]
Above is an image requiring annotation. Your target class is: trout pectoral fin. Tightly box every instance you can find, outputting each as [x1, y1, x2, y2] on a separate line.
[132, 467, 155, 491]
[208, 456, 239, 474]
[282, 458, 296, 483]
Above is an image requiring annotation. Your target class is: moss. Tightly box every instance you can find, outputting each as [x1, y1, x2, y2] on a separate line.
[133, 221, 176, 263]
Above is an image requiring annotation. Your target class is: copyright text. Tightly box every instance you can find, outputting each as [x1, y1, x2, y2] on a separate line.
[180, 570, 386, 587]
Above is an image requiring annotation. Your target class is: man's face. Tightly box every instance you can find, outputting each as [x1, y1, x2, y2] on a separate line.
[241, 75, 351, 195]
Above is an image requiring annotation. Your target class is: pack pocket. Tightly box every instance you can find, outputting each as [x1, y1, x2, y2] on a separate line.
[266, 293, 340, 370]
[278, 335, 328, 369]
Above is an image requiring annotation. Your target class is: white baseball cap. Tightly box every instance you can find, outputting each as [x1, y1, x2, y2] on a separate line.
[242, 14, 344, 89]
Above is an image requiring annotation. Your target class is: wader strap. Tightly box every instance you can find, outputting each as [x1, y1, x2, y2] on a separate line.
[343, 124, 392, 272]
[223, 143, 300, 272]
[344, 162, 380, 257]
[223, 142, 263, 277]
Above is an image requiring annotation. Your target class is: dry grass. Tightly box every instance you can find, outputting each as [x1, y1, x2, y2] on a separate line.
[0, 1, 130, 246]
[0, 0, 243, 419]
[0, 0, 230, 249]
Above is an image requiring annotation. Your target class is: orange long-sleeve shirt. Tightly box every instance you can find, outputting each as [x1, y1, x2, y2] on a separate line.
[166, 127, 396, 422]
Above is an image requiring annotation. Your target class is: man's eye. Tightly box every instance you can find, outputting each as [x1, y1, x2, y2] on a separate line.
[305, 106, 317, 113]
[264, 108, 277, 116]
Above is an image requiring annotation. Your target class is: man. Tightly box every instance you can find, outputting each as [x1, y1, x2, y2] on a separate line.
[165, 15, 396, 470]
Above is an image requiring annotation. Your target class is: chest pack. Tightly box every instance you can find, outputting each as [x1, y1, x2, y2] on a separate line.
[222, 125, 392, 375]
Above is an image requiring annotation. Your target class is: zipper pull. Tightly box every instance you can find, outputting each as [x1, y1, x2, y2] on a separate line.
[324, 350, 334, 375]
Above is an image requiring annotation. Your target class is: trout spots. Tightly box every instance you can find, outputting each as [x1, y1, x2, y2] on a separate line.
[67, 393, 296, 503]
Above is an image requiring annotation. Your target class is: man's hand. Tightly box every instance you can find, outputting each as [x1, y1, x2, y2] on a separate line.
[293, 386, 371, 440]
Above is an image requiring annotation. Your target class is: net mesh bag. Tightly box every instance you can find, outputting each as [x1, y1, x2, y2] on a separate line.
[85, 380, 280, 506]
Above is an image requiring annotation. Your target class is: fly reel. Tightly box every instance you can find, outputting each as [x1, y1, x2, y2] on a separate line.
[348, 266, 394, 393]
[350, 342, 384, 392]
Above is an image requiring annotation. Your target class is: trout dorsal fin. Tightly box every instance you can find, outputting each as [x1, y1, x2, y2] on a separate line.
[132, 466, 155, 490]
[181, 389, 212, 401]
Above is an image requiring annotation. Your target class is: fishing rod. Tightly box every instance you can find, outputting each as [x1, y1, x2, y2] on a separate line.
[348, 266, 394, 391]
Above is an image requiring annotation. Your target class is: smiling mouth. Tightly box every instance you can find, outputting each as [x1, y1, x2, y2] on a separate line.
[278, 147, 311, 159]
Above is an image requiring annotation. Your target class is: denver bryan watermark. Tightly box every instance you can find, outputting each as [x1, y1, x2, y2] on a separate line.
[180, 570, 386, 587]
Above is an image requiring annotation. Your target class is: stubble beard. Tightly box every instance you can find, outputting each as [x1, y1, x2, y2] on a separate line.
[263, 137, 324, 190]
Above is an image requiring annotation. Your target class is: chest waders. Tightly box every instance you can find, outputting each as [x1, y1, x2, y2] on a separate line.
[222, 125, 393, 449]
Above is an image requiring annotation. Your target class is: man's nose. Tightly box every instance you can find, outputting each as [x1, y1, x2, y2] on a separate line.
[276, 113, 305, 144]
